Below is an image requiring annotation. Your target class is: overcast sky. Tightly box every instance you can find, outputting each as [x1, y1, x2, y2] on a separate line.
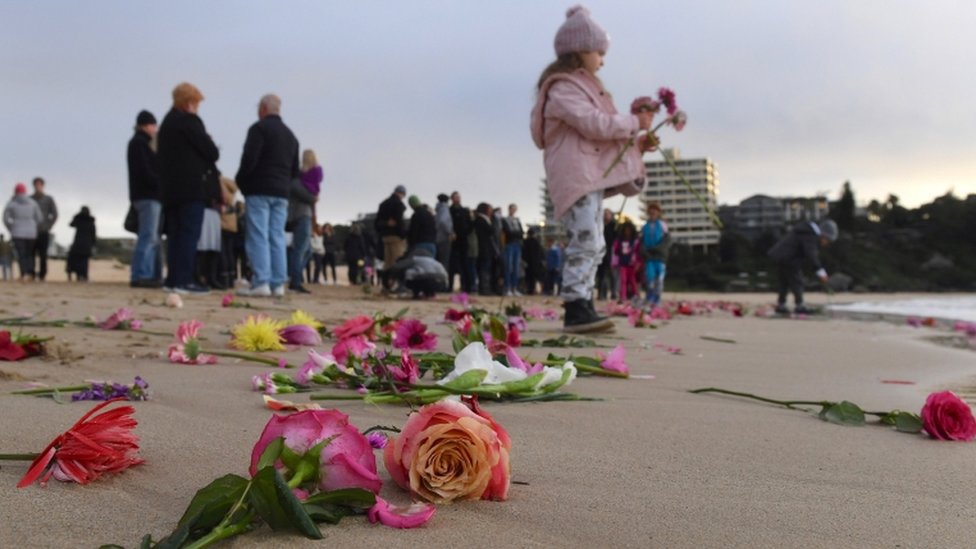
[2, 1, 974, 243]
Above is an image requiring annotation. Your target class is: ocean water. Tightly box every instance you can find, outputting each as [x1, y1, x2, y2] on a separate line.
[828, 296, 976, 323]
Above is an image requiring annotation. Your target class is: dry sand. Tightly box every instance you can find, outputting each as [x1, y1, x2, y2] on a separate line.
[1, 265, 974, 548]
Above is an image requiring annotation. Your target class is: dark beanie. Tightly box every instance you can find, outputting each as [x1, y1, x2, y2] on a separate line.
[136, 110, 157, 126]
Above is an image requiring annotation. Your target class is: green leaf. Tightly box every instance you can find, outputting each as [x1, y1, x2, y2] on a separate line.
[177, 474, 249, 530]
[488, 316, 508, 342]
[451, 332, 466, 354]
[893, 412, 924, 434]
[303, 503, 354, 524]
[441, 369, 488, 390]
[256, 437, 284, 471]
[571, 356, 601, 369]
[818, 401, 866, 426]
[499, 373, 545, 394]
[248, 466, 322, 539]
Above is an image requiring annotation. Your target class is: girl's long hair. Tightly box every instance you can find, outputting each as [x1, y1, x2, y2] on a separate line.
[536, 53, 583, 91]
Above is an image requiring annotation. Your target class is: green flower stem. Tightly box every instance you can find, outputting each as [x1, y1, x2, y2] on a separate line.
[11, 384, 91, 395]
[659, 149, 723, 229]
[287, 462, 314, 489]
[540, 359, 629, 379]
[202, 349, 296, 368]
[602, 118, 672, 178]
[0, 453, 39, 461]
[309, 393, 375, 401]
[183, 482, 255, 549]
[689, 387, 829, 410]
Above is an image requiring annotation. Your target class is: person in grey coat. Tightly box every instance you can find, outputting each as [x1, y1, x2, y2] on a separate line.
[767, 219, 838, 314]
[434, 193, 454, 271]
[3, 183, 43, 280]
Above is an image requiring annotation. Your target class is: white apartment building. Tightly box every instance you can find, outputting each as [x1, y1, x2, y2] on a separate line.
[641, 148, 721, 249]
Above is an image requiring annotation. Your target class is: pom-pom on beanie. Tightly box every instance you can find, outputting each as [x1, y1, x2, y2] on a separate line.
[554, 5, 609, 56]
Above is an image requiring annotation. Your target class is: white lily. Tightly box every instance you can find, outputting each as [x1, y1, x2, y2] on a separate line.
[438, 342, 527, 386]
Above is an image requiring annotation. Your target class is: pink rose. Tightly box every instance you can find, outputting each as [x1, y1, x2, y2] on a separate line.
[332, 315, 375, 341]
[384, 398, 511, 503]
[249, 409, 382, 493]
[920, 391, 976, 441]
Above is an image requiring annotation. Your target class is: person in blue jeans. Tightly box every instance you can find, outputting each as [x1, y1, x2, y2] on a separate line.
[502, 203, 524, 296]
[286, 177, 316, 293]
[235, 94, 300, 297]
[157, 83, 219, 295]
[127, 110, 162, 287]
[544, 238, 563, 296]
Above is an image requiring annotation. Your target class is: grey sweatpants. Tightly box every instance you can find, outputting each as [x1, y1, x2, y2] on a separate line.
[559, 190, 604, 302]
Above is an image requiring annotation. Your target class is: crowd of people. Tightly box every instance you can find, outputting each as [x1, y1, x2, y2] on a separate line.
[2, 6, 838, 336]
[1, 177, 96, 282]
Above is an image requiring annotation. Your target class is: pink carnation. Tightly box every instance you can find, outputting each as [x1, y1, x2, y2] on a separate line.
[596, 344, 629, 374]
[630, 96, 661, 114]
[657, 87, 677, 115]
[332, 335, 376, 365]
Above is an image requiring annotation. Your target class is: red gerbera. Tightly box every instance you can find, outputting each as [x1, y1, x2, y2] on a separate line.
[17, 398, 144, 488]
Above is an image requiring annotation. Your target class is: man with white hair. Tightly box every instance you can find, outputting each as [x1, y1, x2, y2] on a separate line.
[236, 94, 300, 297]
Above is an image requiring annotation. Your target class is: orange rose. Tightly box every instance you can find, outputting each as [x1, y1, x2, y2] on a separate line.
[384, 398, 511, 503]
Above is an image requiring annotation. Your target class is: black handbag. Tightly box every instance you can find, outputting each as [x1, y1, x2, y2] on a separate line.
[124, 205, 139, 233]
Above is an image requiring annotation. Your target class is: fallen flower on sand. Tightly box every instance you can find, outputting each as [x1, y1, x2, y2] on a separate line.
[97, 307, 142, 331]
[385, 397, 510, 503]
[231, 315, 286, 352]
[2, 398, 143, 487]
[0, 330, 49, 361]
[168, 320, 218, 365]
[13, 377, 150, 402]
[596, 344, 629, 374]
[392, 319, 437, 351]
[690, 387, 976, 441]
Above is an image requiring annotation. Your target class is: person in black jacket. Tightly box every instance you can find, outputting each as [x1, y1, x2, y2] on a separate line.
[344, 222, 367, 285]
[235, 94, 301, 297]
[66, 207, 96, 281]
[473, 202, 498, 295]
[157, 82, 220, 295]
[521, 227, 545, 295]
[374, 185, 407, 289]
[127, 110, 162, 288]
[596, 208, 617, 300]
[406, 195, 437, 257]
[448, 191, 472, 292]
[768, 219, 838, 314]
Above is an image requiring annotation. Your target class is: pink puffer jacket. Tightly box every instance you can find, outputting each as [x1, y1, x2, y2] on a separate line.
[530, 69, 644, 219]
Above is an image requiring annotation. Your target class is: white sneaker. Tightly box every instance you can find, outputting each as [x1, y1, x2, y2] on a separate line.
[513, 290, 523, 297]
[272, 285, 286, 297]
[504, 290, 513, 297]
[238, 284, 271, 297]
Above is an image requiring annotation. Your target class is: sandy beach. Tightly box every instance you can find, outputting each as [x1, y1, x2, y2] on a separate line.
[1, 267, 974, 548]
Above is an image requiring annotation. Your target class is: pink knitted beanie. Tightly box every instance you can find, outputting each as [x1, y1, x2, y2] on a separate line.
[553, 5, 609, 56]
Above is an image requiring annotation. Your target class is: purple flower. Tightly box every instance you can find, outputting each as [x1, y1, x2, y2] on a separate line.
[279, 324, 322, 346]
[367, 432, 388, 449]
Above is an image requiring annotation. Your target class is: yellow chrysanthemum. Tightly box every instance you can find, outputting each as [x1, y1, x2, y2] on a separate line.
[231, 315, 286, 352]
[288, 310, 324, 331]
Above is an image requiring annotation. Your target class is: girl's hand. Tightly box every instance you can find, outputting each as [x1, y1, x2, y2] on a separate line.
[637, 110, 655, 130]
[639, 133, 660, 153]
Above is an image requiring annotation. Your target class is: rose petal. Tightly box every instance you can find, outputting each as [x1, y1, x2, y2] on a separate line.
[368, 496, 436, 529]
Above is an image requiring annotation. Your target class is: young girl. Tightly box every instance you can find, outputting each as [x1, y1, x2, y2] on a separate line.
[531, 5, 654, 333]
[612, 220, 639, 303]
[640, 201, 670, 307]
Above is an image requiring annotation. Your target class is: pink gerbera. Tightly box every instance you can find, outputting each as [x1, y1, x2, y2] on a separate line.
[393, 319, 437, 351]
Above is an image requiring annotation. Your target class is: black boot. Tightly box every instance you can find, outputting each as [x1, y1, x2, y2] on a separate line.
[206, 251, 227, 290]
[563, 299, 614, 334]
